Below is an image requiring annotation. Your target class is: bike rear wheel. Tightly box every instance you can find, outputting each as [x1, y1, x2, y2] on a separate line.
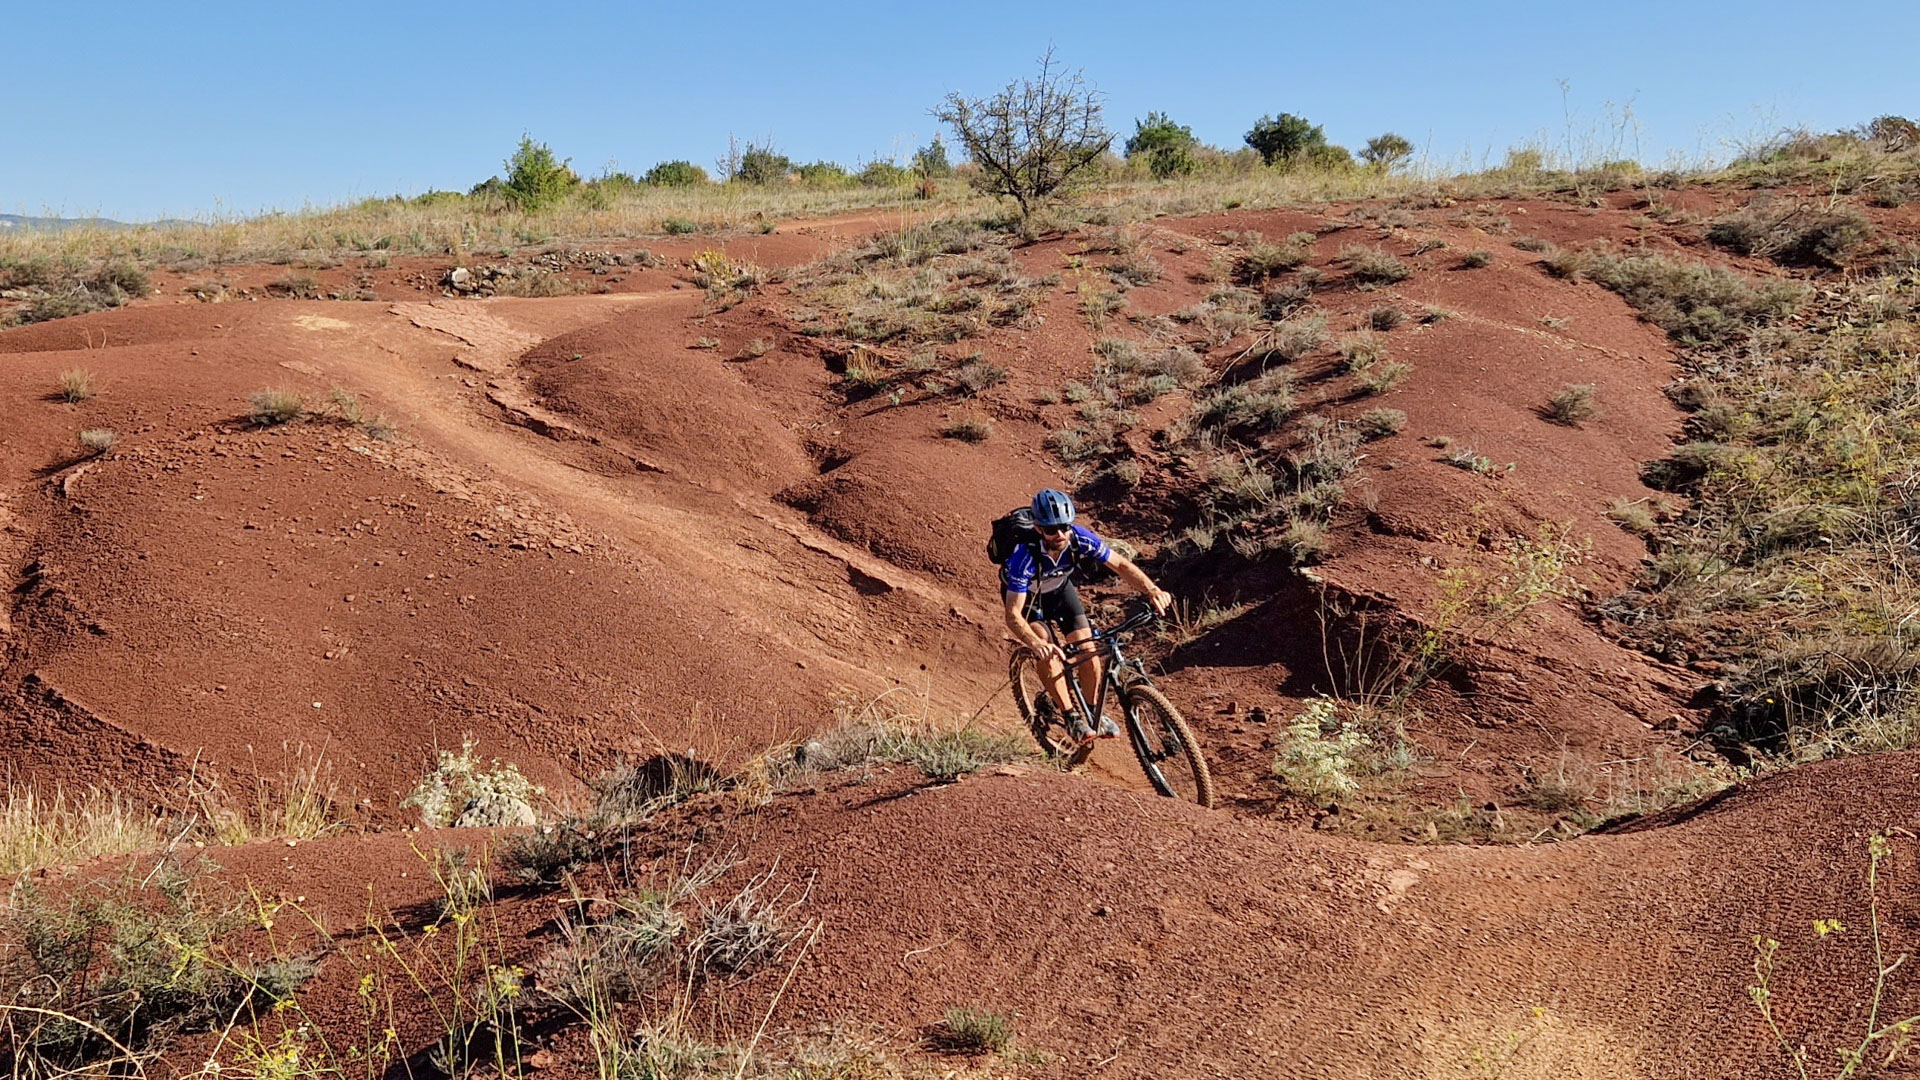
[1009, 648, 1074, 758]
[1122, 682, 1215, 808]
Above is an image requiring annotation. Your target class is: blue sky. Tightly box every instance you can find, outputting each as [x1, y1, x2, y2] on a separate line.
[8, 1, 1916, 221]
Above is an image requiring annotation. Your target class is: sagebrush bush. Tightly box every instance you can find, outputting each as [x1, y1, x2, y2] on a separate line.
[1367, 305, 1407, 331]
[1357, 407, 1407, 439]
[1339, 245, 1412, 284]
[1707, 198, 1874, 267]
[57, 369, 94, 402]
[942, 413, 994, 442]
[1273, 699, 1370, 800]
[1238, 237, 1312, 283]
[1339, 331, 1384, 371]
[402, 737, 541, 827]
[1461, 250, 1493, 268]
[1356, 360, 1411, 394]
[1554, 251, 1807, 346]
[77, 429, 116, 455]
[1544, 383, 1599, 425]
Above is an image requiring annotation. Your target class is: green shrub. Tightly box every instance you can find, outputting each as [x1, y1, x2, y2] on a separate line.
[644, 160, 709, 186]
[1360, 133, 1415, 172]
[857, 160, 912, 187]
[936, 1006, 1014, 1054]
[1273, 698, 1370, 800]
[1367, 305, 1406, 331]
[1461, 250, 1493, 268]
[1245, 113, 1326, 166]
[661, 217, 700, 235]
[735, 143, 793, 184]
[0, 857, 292, 1075]
[1126, 111, 1200, 178]
[1195, 373, 1294, 437]
[501, 135, 579, 210]
[1357, 408, 1406, 439]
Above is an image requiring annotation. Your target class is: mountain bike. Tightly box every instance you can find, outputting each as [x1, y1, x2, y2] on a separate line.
[1008, 604, 1215, 808]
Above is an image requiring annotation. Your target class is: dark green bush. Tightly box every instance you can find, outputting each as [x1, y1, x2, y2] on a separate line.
[644, 160, 709, 186]
[501, 135, 580, 210]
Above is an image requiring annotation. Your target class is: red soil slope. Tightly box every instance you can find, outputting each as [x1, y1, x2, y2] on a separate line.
[3, 190, 1905, 822]
[200, 753, 1920, 1080]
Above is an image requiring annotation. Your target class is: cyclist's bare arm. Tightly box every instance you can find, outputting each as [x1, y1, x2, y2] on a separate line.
[1106, 554, 1173, 614]
[1003, 591, 1063, 660]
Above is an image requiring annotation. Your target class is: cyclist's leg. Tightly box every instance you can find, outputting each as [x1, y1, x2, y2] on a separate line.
[1022, 595, 1075, 714]
[1053, 582, 1104, 714]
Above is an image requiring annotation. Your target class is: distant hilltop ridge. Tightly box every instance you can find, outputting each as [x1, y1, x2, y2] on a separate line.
[1, 214, 195, 232]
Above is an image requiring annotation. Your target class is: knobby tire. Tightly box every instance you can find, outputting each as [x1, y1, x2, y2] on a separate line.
[1122, 682, 1215, 808]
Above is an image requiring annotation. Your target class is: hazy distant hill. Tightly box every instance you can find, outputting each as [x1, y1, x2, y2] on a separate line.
[0, 214, 194, 232]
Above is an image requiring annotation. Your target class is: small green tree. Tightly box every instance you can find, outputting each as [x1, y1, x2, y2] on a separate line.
[911, 137, 953, 177]
[858, 160, 913, 187]
[502, 135, 578, 211]
[736, 142, 793, 184]
[932, 48, 1114, 217]
[794, 161, 849, 186]
[1126, 111, 1199, 178]
[1360, 132, 1415, 172]
[644, 160, 709, 186]
[1245, 113, 1326, 166]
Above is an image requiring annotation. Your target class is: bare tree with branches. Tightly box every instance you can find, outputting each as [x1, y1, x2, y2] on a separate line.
[931, 49, 1114, 218]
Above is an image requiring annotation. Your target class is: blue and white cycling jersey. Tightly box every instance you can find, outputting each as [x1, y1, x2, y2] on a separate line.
[1000, 524, 1111, 595]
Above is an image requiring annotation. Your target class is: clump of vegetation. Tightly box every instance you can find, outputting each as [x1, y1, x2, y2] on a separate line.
[0, 856, 301, 1076]
[953, 358, 1008, 395]
[1367, 305, 1406, 331]
[1460, 250, 1494, 268]
[248, 389, 304, 425]
[1237, 233, 1315, 283]
[1547, 249, 1807, 346]
[1339, 245, 1412, 285]
[1356, 360, 1412, 394]
[1262, 312, 1328, 363]
[492, 269, 585, 297]
[1339, 332, 1384, 370]
[401, 737, 542, 827]
[1193, 371, 1295, 439]
[1707, 197, 1874, 267]
[77, 428, 117, 455]
[1441, 446, 1495, 473]
[1602, 274, 1920, 757]
[934, 1007, 1014, 1055]
[1273, 698, 1371, 801]
[57, 369, 94, 402]
[1543, 383, 1599, 425]
[942, 412, 994, 442]
[7, 261, 150, 325]
[1358, 407, 1407, 439]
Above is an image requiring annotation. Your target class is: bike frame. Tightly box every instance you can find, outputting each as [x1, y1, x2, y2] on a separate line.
[1039, 608, 1156, 724]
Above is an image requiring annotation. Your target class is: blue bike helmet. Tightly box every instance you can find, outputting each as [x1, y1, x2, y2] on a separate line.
[1031, 489, 1075, 527]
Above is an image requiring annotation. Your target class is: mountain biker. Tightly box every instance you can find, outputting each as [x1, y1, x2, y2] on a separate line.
[1002, 489, 1173, 747]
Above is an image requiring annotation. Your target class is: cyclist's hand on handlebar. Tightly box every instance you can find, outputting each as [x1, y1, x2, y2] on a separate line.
[1147, 588, 1173, 616]
[1031, 640, 1066, 664]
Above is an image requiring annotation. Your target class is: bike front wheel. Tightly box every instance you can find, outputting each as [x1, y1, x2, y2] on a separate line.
[1009, 648, 1073, 759]
[1122, 683, 1215, 808]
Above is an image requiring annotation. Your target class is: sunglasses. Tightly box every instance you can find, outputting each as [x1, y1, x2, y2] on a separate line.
[1038, 524, 1073, 536]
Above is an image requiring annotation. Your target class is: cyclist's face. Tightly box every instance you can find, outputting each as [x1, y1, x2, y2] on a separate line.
[1039, 524, 1072, 551]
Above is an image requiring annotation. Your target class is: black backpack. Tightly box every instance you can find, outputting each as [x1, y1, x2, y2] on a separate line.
[986, 507, 1119, 585]
[986, 507, 1037, 565]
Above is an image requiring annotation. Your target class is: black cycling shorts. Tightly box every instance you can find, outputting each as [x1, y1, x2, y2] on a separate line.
[1015, 581, 1089, 635]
